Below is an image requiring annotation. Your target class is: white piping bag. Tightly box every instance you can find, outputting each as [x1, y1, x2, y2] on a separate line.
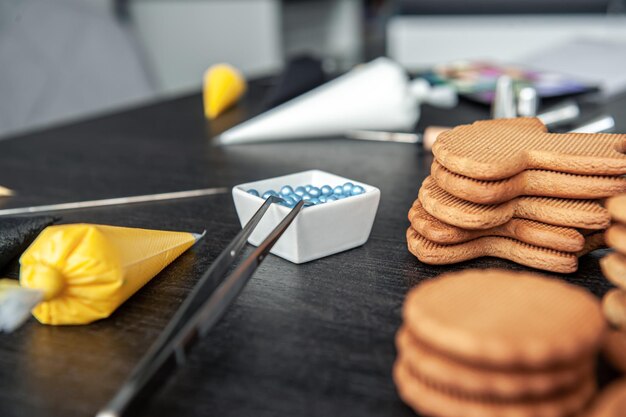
[216, 57, 457, 145]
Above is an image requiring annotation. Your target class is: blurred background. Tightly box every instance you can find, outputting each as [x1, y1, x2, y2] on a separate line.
[2, 0, 626, 139]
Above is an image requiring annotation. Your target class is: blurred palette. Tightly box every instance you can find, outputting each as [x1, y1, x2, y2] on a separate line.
[424, 60, 597, 104]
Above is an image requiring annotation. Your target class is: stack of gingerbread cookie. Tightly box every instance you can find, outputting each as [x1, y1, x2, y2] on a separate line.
[600, 194, 626, 373]
[394, 269, 606, 417]
[408, 117, 626, 273]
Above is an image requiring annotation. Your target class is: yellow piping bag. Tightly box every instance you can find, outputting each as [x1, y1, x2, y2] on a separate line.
[7, 223, 203, 327]
[203, 63, 247, 119]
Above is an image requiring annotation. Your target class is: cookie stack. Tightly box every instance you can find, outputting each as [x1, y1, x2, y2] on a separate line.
[394, 269, 606, 417]
[600, 194, 626, 373]
[408, 117, 626, 273]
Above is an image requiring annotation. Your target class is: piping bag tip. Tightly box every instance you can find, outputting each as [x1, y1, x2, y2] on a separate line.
[193, 230, 207, 242]
[0, 279, 43, 333]
[0, 186, 14, 197]
[203, 63, 247, 120]
[10, 224, 201, 327]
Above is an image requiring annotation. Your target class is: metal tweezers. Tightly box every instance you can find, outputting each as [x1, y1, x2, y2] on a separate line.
[96, 196, 303, 417]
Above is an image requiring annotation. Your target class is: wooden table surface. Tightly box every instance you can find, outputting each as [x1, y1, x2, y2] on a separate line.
[0, 79, 623, 417]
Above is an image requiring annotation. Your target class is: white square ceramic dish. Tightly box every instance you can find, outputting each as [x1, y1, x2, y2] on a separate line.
[232, 170, 381, 264]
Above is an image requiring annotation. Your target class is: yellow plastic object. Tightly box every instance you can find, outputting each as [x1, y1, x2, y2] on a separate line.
[0, 185, 13, 197]
[203, 63, 246, 119]
[19, 224, 199, 325]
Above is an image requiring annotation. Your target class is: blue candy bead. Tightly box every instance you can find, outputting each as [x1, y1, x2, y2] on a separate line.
[321, 185, 333, 196]
[309, 197, 320, 205]
[302, 194, 312, 202]
[342, 182, 354, 194]
[351, 185, 365, 196]
[247, 189, 260, 197]
[308, 187, 321, 197]
[327, 195, 339, 202]
[318, 195, 327, 203]
[283, 197, 296, 207]
[280, 185, 294, 196]
[295, 186, 306, 196]
[332, 186, 343, 196]
[262, 190, 278, 199]
[304, 185, 312, 192]
[291, 193, 302, 202]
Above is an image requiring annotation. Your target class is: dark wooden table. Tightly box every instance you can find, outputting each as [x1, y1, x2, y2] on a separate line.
[0, 79, 623, 417]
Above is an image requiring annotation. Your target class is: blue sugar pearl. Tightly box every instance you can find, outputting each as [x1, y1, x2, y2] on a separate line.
[327, 195, 339, 202]
[321, 185, 333, 196]
[337, 193, 348, 199]
[333, 186, 343, 196]
[282, 197, 296, 207]
[308, 186, 321, 197]
[295, 186, 306, 196]
[342, 182, 354, 194]
[309, 197, 320, 205]
[280, 185, 294, 196]
[351, 185, 365, 196]
[291, 193, 302, 202]
[262, 190, 278, 199]
[318, 195, 328, 203]
[247, 189, 260, 197]
[304, 184, 312, 192]
[302, 194, 312, 202]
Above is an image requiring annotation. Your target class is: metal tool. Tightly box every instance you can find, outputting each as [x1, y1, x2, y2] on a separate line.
[344, 130, 421, 144]
[96, 196, 304, 417]
[491, 75, 517, 119]
[536, 100, 581, 128]
[0, 187, 230, 217]
[569, 114, 615, 133]
[517, 87, 539, 117]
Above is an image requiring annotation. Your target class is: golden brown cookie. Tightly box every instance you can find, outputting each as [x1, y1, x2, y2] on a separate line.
[432, 117, 626, 180]
[402, 269, 606, 369]
[602, 330, 626, 373]
[431, 159, 626, 204]
[602, 289, 626, 330]
[606, 194, 626, 224]
[585, 378, 626, 417]
[419, 176, 610, 230]
[578, 231, 607, 257]
[601, 252, 626, 288]
[406, 227, 600, 273]
[393, 357, 596, 417]
[395, 326, 593, 400]
[408, 199, 586, 252]
[606, 223, 626, 256]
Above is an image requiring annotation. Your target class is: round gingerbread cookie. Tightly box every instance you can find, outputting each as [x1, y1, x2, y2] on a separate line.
[585, 378, 626, 417]
[393, 357, 595, 417]
[601, 252, 626, 289]
[403, 269, 606, 369]
[606, 194, 626, 224]
[606, 224, 626, 256]
[395, 326, 594, 400]
[602, 329, 626, 374]
[602, 289, 626, 330]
